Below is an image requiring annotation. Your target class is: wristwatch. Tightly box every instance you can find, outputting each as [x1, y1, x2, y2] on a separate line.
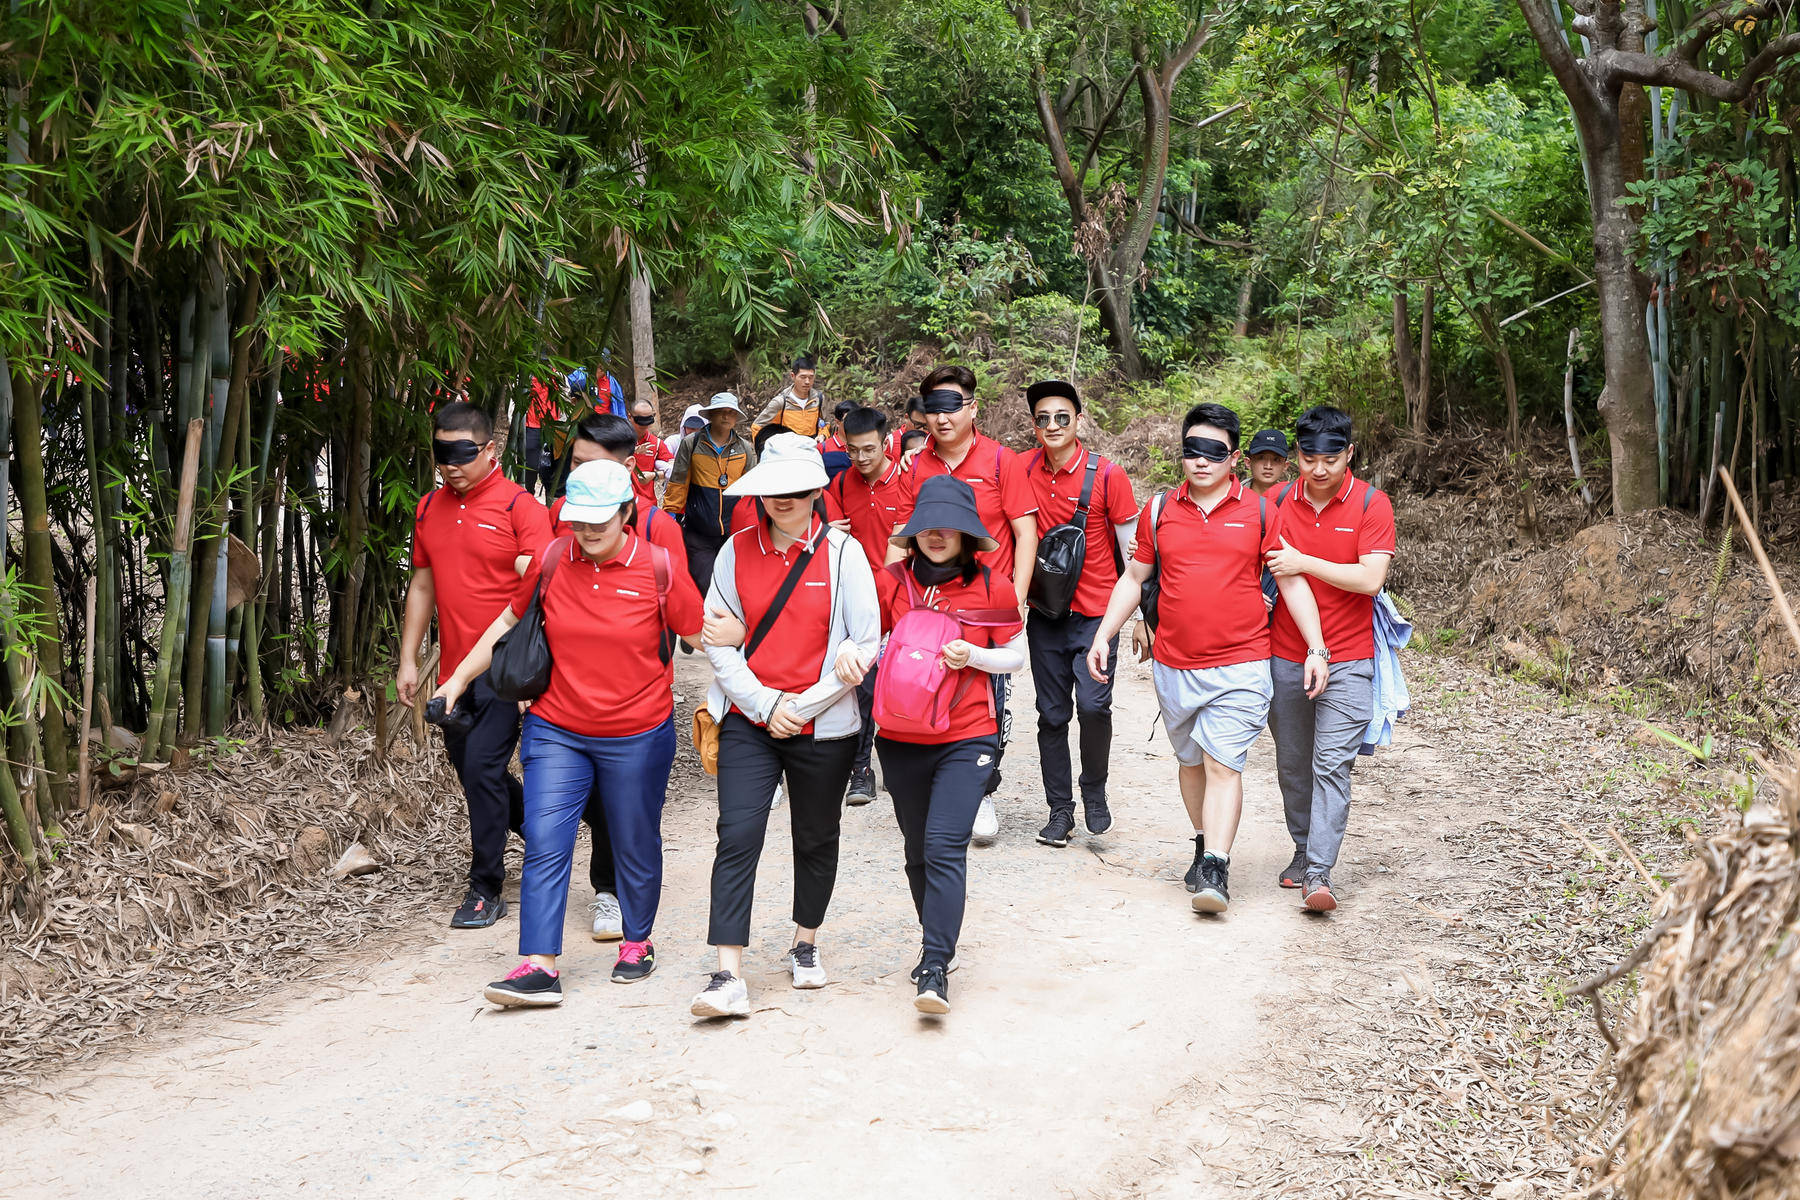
[1307, 647, 1331, 663]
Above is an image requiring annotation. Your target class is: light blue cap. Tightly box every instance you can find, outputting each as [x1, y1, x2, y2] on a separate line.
[561, 459, 635, 524]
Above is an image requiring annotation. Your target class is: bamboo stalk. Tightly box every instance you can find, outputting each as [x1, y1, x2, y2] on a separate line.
[78, 578, 96, 812]
[145, 419, 205, 760]
[1563, 328, 1594, 508]
[10, 361, 73, 811]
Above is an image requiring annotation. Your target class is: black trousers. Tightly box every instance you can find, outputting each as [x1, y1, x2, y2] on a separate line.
[585, 794, 616, 896]
[1027, 610, 1117, 812]
[683, 523, 728, 599]
[853, 666, 878, 775]
[441, 672, 526, 899]
[707, 713, 857, 946]
[878, 735, 997, 970]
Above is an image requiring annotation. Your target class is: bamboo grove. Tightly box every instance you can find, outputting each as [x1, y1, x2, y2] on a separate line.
[0, 1, 908, 871]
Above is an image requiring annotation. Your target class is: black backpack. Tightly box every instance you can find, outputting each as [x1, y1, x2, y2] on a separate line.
[1139, 488, 1265, 633]
[1027, 451, 1105, 620]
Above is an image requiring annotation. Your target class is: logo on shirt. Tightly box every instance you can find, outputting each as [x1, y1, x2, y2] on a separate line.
[477, 522, 500, 532]
[1335, 527, 1355, 533]
[616, 589, 642, 597]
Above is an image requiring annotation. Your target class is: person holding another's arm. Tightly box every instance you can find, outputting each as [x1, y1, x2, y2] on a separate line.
[438, 461, 703, 1007]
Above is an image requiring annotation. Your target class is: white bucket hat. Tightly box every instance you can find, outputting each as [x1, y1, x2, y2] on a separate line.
[699, 391, 743, 415]
[726, 432, 830, 497]
[560, 459, 636, 524]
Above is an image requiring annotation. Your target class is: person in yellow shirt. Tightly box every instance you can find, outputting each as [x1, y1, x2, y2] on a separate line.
[752, 355, 825, 440]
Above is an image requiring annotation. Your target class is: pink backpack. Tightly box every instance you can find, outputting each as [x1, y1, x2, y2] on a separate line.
[873, 566, 1017, 738]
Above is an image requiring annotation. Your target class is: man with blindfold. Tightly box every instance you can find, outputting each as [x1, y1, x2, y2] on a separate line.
[628, 397, 673, 510]
[399, 401, 554, 929]
[1262, 406, 1396, 913]
[891, 364, 1039, 843]
[1085, 403, 1330, 917]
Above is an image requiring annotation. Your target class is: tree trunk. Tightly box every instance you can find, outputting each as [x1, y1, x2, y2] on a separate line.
[338, 319, 374, 676]
[1233, 272, 1254, 338]
[628, 263, 657, 405]
[1587, 139, 1661, 512]
[10, 365, 72, 812]
[1393, 285, 1433, 434]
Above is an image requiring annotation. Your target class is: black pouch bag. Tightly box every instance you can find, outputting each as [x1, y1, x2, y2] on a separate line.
[488, 537, 570, 702]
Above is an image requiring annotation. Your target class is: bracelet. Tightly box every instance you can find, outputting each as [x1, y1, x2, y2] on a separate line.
[1307, 647, 1331, 661]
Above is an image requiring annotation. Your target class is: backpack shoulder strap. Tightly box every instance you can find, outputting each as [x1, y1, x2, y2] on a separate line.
[1258, 494, 1267, 540]
[1277, 481, 1296, 506]
[649, 543, 674, 664]
[993, 442, 1005, 487]
[1362, 479, 1375, 511]
[1074, 451, 1099, 519]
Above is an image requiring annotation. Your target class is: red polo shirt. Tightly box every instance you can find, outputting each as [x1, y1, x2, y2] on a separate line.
[731, 516, 835, 734]
[903, 433, 1036, 578]
[510, 534, 703, 737]
[550, 496, 690, 575]
[821, 434, 847, 454]
[1025, 443, 1139, 619]
[875, 564, 1022, 744]
[1134, 479, 1281, 670]
[1269, 476, 1397, 663]
[888, 426, 925, 461]
[412, 465, 552, 685]
[828, 458, 912, 569]
[633, 429, 673, 508]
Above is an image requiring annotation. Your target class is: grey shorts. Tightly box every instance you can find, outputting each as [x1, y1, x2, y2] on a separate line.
[1152, 659, 1273, 772]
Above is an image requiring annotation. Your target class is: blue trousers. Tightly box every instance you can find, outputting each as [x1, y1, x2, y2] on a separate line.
[518, 714, 676, 955]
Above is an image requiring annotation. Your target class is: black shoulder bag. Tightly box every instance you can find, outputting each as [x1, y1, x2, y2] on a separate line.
[1027, 451, 1099, 621]
[488, 537, 570, 702]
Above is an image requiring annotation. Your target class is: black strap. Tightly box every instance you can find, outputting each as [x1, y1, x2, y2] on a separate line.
[745, 532, 824, 659]
[1073, 452, 1098, 524]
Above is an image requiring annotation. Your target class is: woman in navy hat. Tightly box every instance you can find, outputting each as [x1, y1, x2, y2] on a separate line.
[868, 475, 1025, 1015]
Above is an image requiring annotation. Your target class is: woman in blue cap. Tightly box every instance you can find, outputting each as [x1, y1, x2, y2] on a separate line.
[868, 475, 1025, 1015]
[435, 460, 704, 1007]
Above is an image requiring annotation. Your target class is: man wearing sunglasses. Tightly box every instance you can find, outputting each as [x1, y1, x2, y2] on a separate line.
[1085, 403, 1329, 916]
[628, 397, 673, 509]
[398, 401, 554, 929]
[893, 364, 1039, 842]
[1023, 380, 1140, 848]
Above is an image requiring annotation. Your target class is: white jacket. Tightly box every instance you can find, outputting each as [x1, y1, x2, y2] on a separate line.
[704, 524, 880, 740]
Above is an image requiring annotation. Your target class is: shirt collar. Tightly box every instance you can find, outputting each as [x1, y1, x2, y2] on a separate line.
[756, 512, 824, 557]
[926, 431, 983, 468]
[1038, 440, 1086, 476]
[450, 461, 505, 500]
[1177, 476, 1245, 510]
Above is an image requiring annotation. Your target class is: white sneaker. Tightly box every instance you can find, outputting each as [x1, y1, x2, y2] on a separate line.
[589, 892, 623, 942]
[787, 941, 828, 989]
[971, 797, 999, 842]
[771, 783, 785, 811]
[690, 971, 752, 1018]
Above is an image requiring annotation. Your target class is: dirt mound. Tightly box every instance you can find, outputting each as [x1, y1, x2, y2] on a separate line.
[0, 697, 462, 1087]
[1454, 510, 1800, 707]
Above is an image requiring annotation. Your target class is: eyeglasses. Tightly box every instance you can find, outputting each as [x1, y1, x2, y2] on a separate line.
[1033, 412, 1074, 430]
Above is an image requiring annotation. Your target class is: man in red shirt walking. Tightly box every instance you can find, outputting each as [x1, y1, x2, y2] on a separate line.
[897, 365, 1038, 842]
[399, 402, 553, 928]
[827, 406, 913, 803]
[1086, 403, 1329, 916]
[1262, 406, 1396, 912]
[629, 397, 673, 508]
[1020, 380, 1139, 848]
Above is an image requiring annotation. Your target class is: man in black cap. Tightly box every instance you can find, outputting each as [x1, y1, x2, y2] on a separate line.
[1244, 428, 1290, 496]
[1022, 380, 1140, 847]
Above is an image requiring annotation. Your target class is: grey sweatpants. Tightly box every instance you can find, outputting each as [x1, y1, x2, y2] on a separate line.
[1266, 657, 1375, 877]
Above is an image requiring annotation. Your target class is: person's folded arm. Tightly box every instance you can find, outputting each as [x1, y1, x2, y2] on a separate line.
[964, 631, 1026, 674]
[788, 542, 880, 721]
[702, 543, 782, 720]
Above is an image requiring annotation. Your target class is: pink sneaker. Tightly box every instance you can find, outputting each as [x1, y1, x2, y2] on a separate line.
[611, 939, 656, 984]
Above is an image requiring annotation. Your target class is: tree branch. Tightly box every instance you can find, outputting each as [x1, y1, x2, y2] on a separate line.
[1075, 75, 1135, 188]
[1670, 0, 1784, 65]
[1161, 12, 1218, 92]
[1011, 2, 1087, 221]
[1514, 0, 1607, 124]
[1160, 204, 1253, 249]
[1598, 35, 1800, 100]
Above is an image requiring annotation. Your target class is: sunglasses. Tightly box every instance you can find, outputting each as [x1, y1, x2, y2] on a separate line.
[1181, 436, 1234, 463]
[1033, 411, 1074, 430]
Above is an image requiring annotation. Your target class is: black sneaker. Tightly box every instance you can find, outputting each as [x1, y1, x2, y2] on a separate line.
[846, 767, 877, 807]
[1192, 855, 1230, 914]
[451, 889, 507, 929]
[611, 940, 656, 983]
[1083, 797, 1113, 836]
[1036, 808, 1075, 848]
[914, 964, 950, 1014]
[483, 962, 562, 1007]
[1182, 833, 1206, 893]
[1279, 848, 1308, 889]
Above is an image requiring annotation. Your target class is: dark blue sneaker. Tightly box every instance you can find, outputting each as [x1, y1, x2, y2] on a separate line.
[1192, 855, 1230, 914]
[451, 889, 507, 929]
[483, 962, 562, 1007]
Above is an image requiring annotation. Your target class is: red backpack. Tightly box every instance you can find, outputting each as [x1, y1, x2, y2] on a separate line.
[873, 565, 1017, 738]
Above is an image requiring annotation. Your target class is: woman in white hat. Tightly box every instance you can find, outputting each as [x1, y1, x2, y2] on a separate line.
[688, 433, 881, 1019]
[434, 460, 704, 1007]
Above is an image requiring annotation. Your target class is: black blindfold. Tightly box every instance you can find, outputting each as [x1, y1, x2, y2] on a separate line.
[1181, 435, 1233, 462]
[432, 438, 483, 466]
[1296, 432, 1350, 454]
[921, 388, 969, 414]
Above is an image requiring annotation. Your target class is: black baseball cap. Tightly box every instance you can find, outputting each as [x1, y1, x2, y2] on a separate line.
[1246, 429, 1289, 458]
[1025, 379, 1082, 413]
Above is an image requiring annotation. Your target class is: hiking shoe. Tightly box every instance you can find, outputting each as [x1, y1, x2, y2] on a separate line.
[771, 784, 784, 811]
[787, 941, 828, 989]
[483, 962, 561, 1007]
[846, 767, 877, 807]
[1037, 808, 1075, 848]
[611, 940, 656, 983]
[1303, 875, 1338, 913]
[913, 965, 950, 1015]
[590, 892, 624, 941]
[690, 971, 751, 1019]
[1083, 797, 1113, 836]
[1278, 849, 1308, 890]
[911, 954, 960, 981]
[972, 797, 999, 843]
[451, 889, 507, 929]
[1182, 834, 1206, 893]
[1192, 855, 1231, 914]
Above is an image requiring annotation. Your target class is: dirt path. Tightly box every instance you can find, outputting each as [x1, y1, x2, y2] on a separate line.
[0, 647, 1469, 1199]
